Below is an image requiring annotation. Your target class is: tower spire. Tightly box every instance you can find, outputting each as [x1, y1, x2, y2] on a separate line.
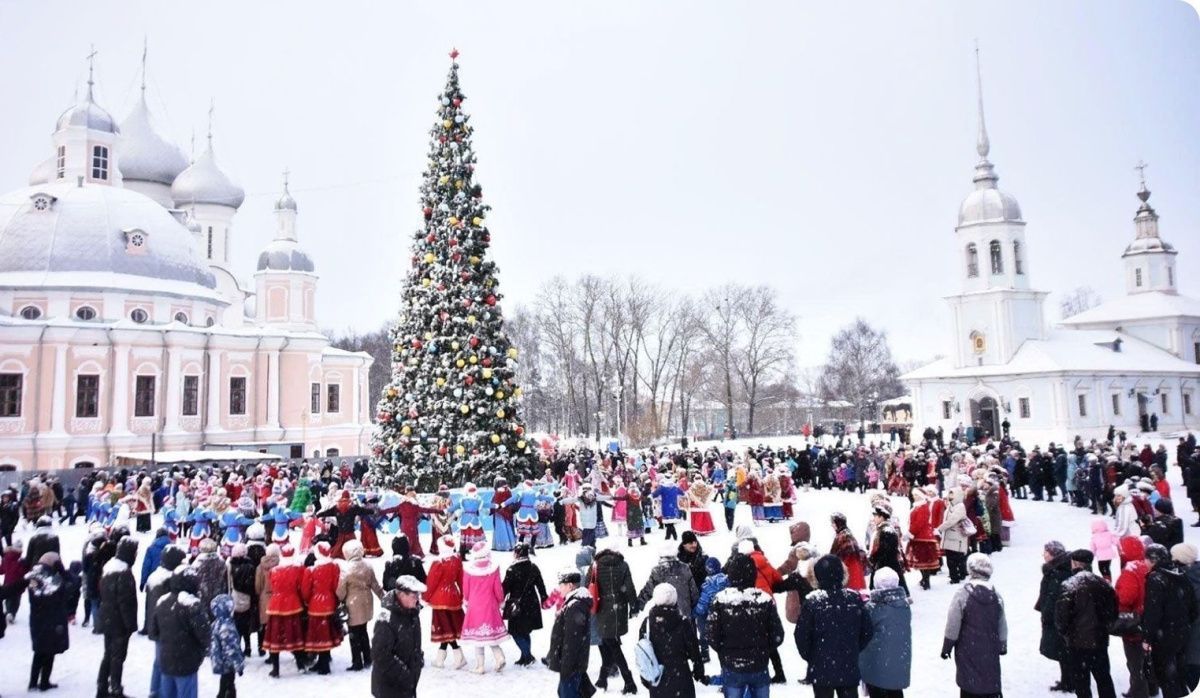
[139, 37, 148, 97]
[85, 44, 98, 102]
[975, 40, 989, 159]
[206, 99, 214, 149]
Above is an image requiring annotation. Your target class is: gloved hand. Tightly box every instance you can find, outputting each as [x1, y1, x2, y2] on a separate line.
[940, 638, 954, 659]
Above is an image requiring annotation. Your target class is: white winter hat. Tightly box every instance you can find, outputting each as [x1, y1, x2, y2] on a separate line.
[967, 553, 993, 580]
[736, 539, 755, 555]
[1113, 485, 1130, 499]
[660, 541, 678, 558]
[874, 567, 900, 590]
[394, 575, 427, 594]
[650, 583, 677, 608]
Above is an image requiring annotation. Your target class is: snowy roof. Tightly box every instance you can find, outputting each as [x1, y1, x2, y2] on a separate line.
[119, 95, 189, 186]
[901, 329, 1200, 381]
[1059, 291, 1200, 326]
[171, 142, 244, 209]
[113, 449, 283, 464]
[880, 395, 913, 406]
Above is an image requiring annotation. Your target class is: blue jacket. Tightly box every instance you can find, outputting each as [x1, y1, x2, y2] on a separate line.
[504, 487, 540, 524]
[652, 484, 683, 521]
[859, 587, 912, 690]
[140, 533, 170, 589]
[694, 572, 729, 619]
[209, 594, 245, 675]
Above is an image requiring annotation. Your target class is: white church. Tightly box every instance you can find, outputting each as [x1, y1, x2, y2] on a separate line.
[902, 68, 1200, 445]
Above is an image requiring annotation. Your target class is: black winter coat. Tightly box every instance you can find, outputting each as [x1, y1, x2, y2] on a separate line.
[26, 560, 80, 655]
[229, 556, 259, 633]
[1144, 562, 1200, 652]
[591, 549, 637, 639]
[501, 558, 548, 635]
[153, 572, 212, 676]
[677, 545, 708, 591]
[1145, 516, 1185, 549]
[637, 557, 699, 619]
[98, 546, 139, 637]
[382, 536, 426, 592]
[795, 586, 874, 687]
[370, 596, 423, 698]
[1054, 570, 1117, 651]
[24, 529, 59, 569]
[706, 586, 784, 674]
[1035, 551, 1073, 660]
[547, 588, 592, 676]
[639, 606, 701, 698]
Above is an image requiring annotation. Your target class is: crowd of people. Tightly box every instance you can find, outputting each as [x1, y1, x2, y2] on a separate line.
[0, 428, 1198, 698]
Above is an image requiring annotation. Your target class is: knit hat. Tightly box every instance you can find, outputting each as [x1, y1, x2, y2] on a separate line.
[704, 556, 722, 576]
[1146, 544, 1171, 567]
[198, 538, 218, 554]
[650, 583, 678, 608]
[1044, 541, 1066, 558]
[1069, 549, 1094, 566]
[873, 566, 900, 590]
[813, 555, 845, 591]
[660, 541, 679, 558]
[557, 569, 583, 586]
[1171, 543, 1198, 566]
[725, 553, 757, 590]
[439, 534, 456, 554]
[966, 552, 993, 580]
[872, 504, 892, 519]
[160, 545, 186, 572]
[1154, 498, 1174, 516]
[680, 530, 699, 547]
[736, 539, 756, 555]
[513, 543, 530, 560]
[468, 541, 490, 561]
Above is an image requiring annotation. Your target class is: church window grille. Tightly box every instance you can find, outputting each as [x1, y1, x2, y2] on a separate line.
[207, 227, 213, 259]
[0, 374, 23, 417]
[1135, 268, 1143, 287]
[182, 376, 199, 416]
[1111, 393, 1121, 416]
[229, 376, 246, 416]
[134, 375, 155, 417]
[1185, 393, 1193, 416]
[19, 306, 41, 320]
[965, 244, 978, 278]
[311, 382, 321, 414]
[1161, 393, 1169, 415]
[1013, 241, 1023, 274]
[75, 306, 96, 321]
[76, 374, 99, 418]
[327, 384, 340, 413]
[91, 145, 108, 181]
[989, 240, 1003, 274]
[55, 146, 65, 178]
[1077, 393, 1088, 417]
[1018, 397, 1030, 419]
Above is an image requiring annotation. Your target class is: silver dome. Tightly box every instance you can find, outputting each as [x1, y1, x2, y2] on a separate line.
[28, 157, 55, 186]
[55, 99, 119, 134]
[119, 97, 188, 186]
[958, 187, 1023, 226]
[256, 239, 314, 272]
[171, 145, 245, 209]
[0, 180, 216, 290]
[275, 190, 297, 211]
[1124, 237, 1175, 255]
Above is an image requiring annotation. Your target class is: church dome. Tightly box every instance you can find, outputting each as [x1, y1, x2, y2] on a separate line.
[0, 180, 217, 292]
[275, 189, 297, 212]
[119, 97, 188, 186]
[55, 98, 119, 134]
[171, 144, 244, 209]
[257, 239, 314, 272]
[958, 186, 1023, 226]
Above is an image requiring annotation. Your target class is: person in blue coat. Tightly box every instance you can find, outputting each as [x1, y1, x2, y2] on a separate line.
[140, 528, 171, 590]
[795, 555, 874, 696]
[258, 501, 301, 546]
[651, 476, 684, 541]
[209, 594, 244, 698]
[693, 557, 727, 663]
[859, 567, 912, 697]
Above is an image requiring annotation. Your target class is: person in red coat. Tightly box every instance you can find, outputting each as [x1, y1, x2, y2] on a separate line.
[379, 487, 439, 559]
[906, 488, 942, 590]
[830, 512, 867, 591]
[423, 534, 467, 670]
[264, 544, 307, 677]
[301, 542, 342, 673]
[316, 490, 372, 559]
[1114, 536, 1152, 698]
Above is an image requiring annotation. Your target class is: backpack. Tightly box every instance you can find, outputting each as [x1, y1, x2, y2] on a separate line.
[634, 633, 663, 687]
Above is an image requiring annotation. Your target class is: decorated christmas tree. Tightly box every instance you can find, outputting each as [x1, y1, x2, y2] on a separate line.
[371, 51, 533, 490]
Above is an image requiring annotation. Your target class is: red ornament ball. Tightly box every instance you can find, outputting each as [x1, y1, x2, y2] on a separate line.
[423, 207, 433, 218]
[469, 336, 480, 347]
[486, 295, 496, 306]
[426, 233, 436, 243]
[465, 376, 474, 385]
[412, 339, 423, 350]
[452, 98, 462, 107]
[481, 358, 492, 368]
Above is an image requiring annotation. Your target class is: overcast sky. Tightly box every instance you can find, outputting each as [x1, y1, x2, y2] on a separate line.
[1, 1, 1198, 366]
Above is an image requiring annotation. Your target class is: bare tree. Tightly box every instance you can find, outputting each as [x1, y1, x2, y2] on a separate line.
[700, 284, 747, 434]
[1060, 286, 1102, 320]
[734, 285, 797, 433]
[818, 318, 905, 426]
[328, 322, 393, 417]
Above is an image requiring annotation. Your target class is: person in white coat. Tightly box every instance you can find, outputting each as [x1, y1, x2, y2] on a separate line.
[938, 489, 971, 584]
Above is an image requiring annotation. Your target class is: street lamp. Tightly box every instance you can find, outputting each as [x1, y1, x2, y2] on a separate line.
[613, 385, 624, 446]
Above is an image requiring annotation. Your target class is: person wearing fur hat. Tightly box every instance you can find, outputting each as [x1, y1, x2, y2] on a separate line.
[338, 539, 385, 671]
[546, 569, 594, 698]
[371, 574, 427, 698]
[796, 554, 874, 696]
[907, 488, 942, 591]
[859, 566, 912, 697]
[301, 541, 343, 673]
[638, 541, 700, 620]
[422, 534, 467, 670]
[1143, 543, 1199, 698]
[263, 544, 308, 677]
[460, 542, 508, 673]
[830, 513, 867, 591]
[1113, 485, 1142, 544]
[941, 552, 1007, 697]
[1054, 549, 1118, 698]
[638, 583, 704, 697]
[1035, 540, 1074, 693]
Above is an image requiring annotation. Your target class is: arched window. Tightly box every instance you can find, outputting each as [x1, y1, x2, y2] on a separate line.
[173, 311, 189, 325]
[75, 306, 97, 321]
[965, 243, 979, 278]
[989, 240, 1003, 274]
[19, 305, 42, 320]
[1013, 241, 1023, 274]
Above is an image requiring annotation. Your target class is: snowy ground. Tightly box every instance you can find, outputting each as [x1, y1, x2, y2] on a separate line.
[1, 443, 1196, 696]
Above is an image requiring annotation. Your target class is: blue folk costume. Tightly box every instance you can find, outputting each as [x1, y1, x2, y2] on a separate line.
[259, 504, 301, 545]
[489, 481, 517, 552]
[219, 510, 258, 556]
[651, 481, 683, 522]
[535, 487, 556, 548]
[161, 507, 180, 541]
[188, 506, 217, 554]
[453, 487, 487, 548]
[504, 482, 543, 543]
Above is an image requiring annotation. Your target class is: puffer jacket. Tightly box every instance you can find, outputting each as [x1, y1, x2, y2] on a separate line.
[694, 572, 728, 621]
[153, 569, 212, 677]
[1054, 569, 1117, 651]
[371, 594, 423, 698]
[637, 556, 698, 618]
[591, 548, 637, 639]
[98, 537, 139, 636]
[796, 564, 874, 687]
[1035, 550, 1073, 660]
[338, 550, 384, 627]
[942, 579, 1007, 695]
[208, 594, 245, 675]
[546, 587, 591, 676]
[1143, 561, 1200, 652]
[706, 586, 784, 673]
[144, 546, 186, 639]
[859, 586, 912, 691]
[639, 605, 702, 698]
[382, 535, 425, 592]
[192, 551, 230, 612]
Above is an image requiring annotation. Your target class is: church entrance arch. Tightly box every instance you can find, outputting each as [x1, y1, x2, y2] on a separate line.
[970, 396, 1001, 441]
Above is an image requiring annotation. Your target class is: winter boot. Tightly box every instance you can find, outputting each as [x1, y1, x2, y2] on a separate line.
[432, 649, 447, 668]
[314, 652, 331, 675]
[449, 647, 467, 670]
[472, 648, 486, 674]
[491, 645, 506, 673]
[268, 653, 280, 678]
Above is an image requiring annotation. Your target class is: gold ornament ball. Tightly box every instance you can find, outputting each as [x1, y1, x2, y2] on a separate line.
[482, 368, 493, 379]
[513, 388, 523, 398]
[436, 377, 446, 387]
[443, 119, 452, 128]
[460, 404, 469, 414]
[456, 359, 465, 368]
[507, 348, 518, 358]
[472, 216, 484, 226]
[438, 175, 450, 185]
[490, 434, 501, 444]
[448, 216, 459, 226]
[517, 440, 526, 449]
[496, 409, 505, 418]
[421, 278, 431, 288]
[401, 425, 412, 436]
[423, 253, 435, 264]
[469, 355, 478, 364]
[469, 255, 481, 265]
[467, 315, 477, 325]
[455, 444, 465, 455]
[451, 341, 460, 350]
[495, 391, 505, 400]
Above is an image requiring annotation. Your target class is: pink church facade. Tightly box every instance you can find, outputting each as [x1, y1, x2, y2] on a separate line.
[0, 63, 373, 471]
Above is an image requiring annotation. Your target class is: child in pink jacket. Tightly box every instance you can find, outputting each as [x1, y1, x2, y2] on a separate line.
[1090, 517, 1119, 581]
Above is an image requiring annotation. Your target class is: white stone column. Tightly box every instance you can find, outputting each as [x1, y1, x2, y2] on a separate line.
[111, 343, 131, 433]
[49, 344, 68, 434]
[267, 348, 280, 428]
[207, 349, 223, 432]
